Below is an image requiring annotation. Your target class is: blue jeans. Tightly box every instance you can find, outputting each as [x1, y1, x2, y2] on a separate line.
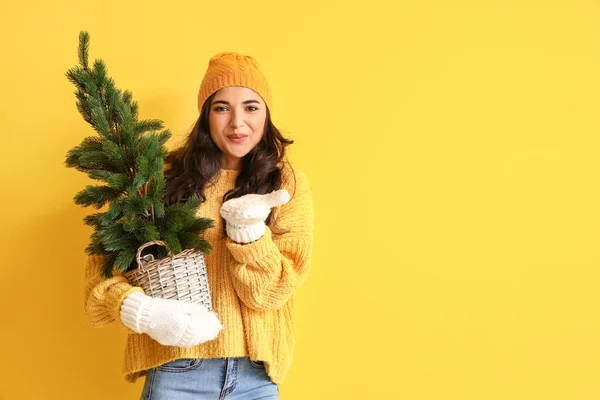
[140, 357, 279, 400]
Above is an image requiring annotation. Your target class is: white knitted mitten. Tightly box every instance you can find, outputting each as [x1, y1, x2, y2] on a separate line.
[120, 292, 223, 347]
[177, 306, 224, 348]
[219, 189, 290, 244]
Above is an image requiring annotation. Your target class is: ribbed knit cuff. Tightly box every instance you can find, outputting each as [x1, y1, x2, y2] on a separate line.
[104, 281, 146, 335]
[226, 221, 266, 244]
[120, 292, 152, 334]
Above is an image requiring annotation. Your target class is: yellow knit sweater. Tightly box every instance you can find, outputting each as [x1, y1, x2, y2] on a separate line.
[83, 162, 314, 385]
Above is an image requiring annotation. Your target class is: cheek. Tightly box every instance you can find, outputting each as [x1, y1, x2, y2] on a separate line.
[251, 116, 267, 137]
[208, 114, 216, 128]
[208, 115, 223, 137]
[251, 126, 265, 143]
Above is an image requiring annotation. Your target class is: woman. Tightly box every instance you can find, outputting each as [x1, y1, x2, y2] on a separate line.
[83, 52, 315, 399]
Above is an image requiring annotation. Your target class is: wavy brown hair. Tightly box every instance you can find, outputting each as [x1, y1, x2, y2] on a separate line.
[162, 91, 295, 238]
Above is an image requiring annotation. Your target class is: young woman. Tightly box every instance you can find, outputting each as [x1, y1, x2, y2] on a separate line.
[83, 52, 315, 399]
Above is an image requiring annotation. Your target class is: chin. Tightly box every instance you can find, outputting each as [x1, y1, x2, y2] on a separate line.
[226, 150, 249, 159]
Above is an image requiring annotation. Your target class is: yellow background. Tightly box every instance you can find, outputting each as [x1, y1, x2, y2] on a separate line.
[0, 0, 599, 399]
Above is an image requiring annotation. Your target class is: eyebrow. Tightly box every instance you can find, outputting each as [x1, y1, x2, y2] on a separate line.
[212, 99, 261, 106]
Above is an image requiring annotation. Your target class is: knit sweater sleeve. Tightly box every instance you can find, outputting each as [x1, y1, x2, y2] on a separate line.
[225, 168, 314, 311]
[83, 254, 145, 334]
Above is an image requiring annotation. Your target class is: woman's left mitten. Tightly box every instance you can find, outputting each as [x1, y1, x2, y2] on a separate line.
[220, 189, 290, 244]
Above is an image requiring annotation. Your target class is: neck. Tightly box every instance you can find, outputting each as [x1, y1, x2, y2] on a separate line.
[220, 155, 241, 171]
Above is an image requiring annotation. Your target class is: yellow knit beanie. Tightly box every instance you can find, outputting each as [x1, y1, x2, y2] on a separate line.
[197, 52, 272, 114]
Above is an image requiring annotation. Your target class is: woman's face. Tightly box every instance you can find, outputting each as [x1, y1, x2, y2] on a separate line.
[208, 86, 267, 170]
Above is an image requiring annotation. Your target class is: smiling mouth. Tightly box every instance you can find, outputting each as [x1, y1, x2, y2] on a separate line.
[228, 135, 248, 143]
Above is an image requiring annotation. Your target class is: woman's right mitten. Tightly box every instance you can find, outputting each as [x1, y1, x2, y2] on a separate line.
[177, 308, 224, 348]
[120, 291, 195, 346]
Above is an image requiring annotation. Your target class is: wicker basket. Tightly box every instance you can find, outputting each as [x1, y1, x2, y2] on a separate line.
[123, 240, 213, 312]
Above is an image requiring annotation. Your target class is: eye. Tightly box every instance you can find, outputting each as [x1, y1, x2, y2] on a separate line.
[214, 106, 228, 112]
[247, 106, 258, 111]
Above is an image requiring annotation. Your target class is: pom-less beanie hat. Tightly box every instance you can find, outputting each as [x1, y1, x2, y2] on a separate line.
[197, 51, 272, 114]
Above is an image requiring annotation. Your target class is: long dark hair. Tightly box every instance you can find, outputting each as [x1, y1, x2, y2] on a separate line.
[162, 91, 295, 238]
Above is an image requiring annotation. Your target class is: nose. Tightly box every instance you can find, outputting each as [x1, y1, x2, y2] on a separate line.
[229, 109, 244, 128]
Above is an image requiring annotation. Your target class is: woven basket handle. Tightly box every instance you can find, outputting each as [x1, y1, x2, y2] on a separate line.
[136, 240, 173, 272]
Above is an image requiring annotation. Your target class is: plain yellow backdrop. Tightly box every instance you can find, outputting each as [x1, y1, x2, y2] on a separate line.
[0, 0, 599, 399]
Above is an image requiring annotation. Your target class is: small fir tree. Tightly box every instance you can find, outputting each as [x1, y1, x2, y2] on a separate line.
[65, 31, 213, 278]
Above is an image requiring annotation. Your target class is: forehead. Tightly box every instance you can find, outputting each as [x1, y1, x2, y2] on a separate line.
[213, 86, 262, 103]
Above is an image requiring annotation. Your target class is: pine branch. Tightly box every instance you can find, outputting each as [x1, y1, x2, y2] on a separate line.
[66, 31, 214, 278]
[78, 31, 90, 71]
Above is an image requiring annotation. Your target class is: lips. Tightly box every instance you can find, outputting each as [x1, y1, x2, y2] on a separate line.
[227, 134, 248, 144]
